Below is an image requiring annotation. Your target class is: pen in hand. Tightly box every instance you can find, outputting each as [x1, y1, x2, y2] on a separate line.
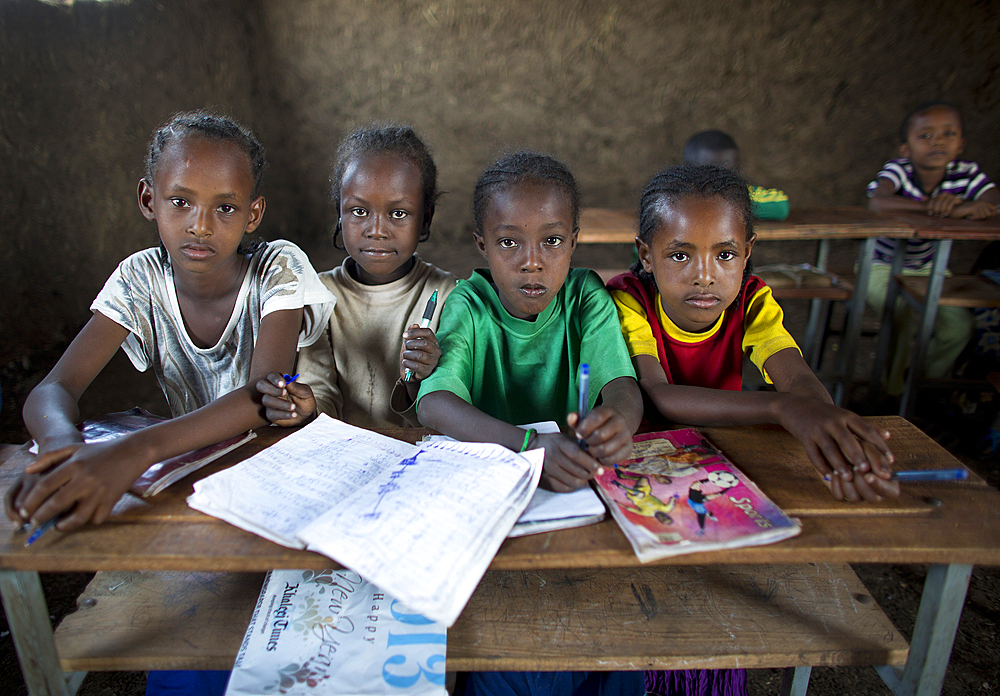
[576, 363, 589, 450]
[24, 517, 60, 547]
[282, 374, 299, 385]
[403, 290, 438, 383]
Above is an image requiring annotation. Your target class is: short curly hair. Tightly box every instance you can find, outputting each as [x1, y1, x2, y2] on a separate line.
[472, 151, 580, 234]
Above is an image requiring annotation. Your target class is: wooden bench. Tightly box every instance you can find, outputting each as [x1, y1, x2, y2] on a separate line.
[895, 274, 1000, 309]
[54, 564, 908, 673]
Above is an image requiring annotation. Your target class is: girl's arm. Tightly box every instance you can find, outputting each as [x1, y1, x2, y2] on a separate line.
[764, 348, 898, 501]
[635, 351, 898, 502]
[22, 313, 131, 453]
[418, 390, 606, 492]
[12, 307, 304, 532]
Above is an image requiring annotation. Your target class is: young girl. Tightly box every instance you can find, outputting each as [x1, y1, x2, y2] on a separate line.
[417, 151, 642, 492]
[418, 151, 644, 696]
[608, 164, 899, 505]
[257, 124, 456, 428]
[4, 111, 334, 536]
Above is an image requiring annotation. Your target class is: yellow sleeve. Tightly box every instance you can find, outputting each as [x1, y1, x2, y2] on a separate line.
[609, 288, 659, 358]
[742, 284, 800, 383]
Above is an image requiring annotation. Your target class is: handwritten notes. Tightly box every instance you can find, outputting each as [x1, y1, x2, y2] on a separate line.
[189, 415, 543, 625]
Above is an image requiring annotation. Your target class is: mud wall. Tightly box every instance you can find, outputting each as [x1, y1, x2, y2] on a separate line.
[2, 0, 999, 432]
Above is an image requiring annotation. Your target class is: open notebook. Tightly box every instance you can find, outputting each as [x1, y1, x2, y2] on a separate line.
[188, 414, 543, 626]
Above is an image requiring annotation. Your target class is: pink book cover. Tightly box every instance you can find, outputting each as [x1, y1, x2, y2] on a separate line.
[593, 428, 801, 562]
[32, 408, 256, 497]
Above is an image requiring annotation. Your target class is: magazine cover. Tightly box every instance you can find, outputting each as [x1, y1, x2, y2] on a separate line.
[593, 428, 801, 562]
[226, 570, 446, 696]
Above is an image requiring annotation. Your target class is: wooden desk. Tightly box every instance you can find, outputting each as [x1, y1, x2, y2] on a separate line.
[2, 418, 998, 696]
[871, 213, 1000, 416]
[579, 207, 917, 401]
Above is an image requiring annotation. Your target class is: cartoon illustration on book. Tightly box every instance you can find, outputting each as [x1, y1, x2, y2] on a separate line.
[611, 470, 681, 524]
[593, 428, 802, 562]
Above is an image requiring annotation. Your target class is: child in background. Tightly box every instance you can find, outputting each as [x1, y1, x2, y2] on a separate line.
[608, 165, 899, 505]
[418, 151, 644, 696]
[3, 111, 335, 696]
[683, 129, 789, 221]
[258, 125, 456, 428]
[866, 101, 999, 396]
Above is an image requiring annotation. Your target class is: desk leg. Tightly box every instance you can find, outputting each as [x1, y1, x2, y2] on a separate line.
[899, 240, 951, 417]
[801, 239, 831, 371]
[779, 665, 811, 696]
[836, 237, 877, 403]
[0, 569, 85, 696]
[871, 239, 907, 394]
[875, 563, 972, 696]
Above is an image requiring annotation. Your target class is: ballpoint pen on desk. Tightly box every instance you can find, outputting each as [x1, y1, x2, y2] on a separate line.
[576, 363, 589, 450]
[24, 517, 60, 547]
[403, 289, 439, 383]
[825, 468, 971, 483]
[892, 468, 969, 482]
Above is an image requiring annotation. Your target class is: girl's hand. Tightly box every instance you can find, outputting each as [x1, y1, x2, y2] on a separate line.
[256, 372, 317, 427]
[534, 432, 603, 492]
[776, 395, 898, 503]
[827, 441, 901, 503]
[950, 200, 996, 220]
[15, 440, 141, 532]
[399, 325, 441, 383]
[567, 407, 633, 465]
[927, 193, 962, 217]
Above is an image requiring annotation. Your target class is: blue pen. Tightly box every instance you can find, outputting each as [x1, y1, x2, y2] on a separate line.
[282, 374, 299, 385]
[576, 364, 590, 450]
[892, 468, 969, 482]
[24, 517, 60, 547]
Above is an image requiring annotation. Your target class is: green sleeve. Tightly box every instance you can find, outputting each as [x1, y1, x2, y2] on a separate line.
[415, 285, 476, 413]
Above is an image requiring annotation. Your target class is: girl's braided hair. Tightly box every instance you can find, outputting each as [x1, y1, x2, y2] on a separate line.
[330, 124, 439, 249]
[145, 110, 268, 259]
[632, 164, 754, 294]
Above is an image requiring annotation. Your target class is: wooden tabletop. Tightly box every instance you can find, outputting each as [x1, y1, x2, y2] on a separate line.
[889, 211, 1000, 240]
[1, 417, 998, 572]
[578, 207, 918, 244]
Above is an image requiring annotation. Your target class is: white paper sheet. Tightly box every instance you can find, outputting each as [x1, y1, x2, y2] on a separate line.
[189, 414, 543, 626]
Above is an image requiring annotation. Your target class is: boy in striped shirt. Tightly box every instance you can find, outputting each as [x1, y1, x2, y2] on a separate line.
[866, 101, 1000, 395]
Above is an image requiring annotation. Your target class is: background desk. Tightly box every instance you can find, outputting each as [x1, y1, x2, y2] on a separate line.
[579, 207, 916, 401]
[2, 418, 998, 696]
